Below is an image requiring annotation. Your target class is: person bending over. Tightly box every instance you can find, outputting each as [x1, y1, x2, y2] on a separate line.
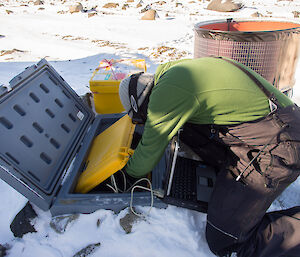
[118, 57, 300, 257]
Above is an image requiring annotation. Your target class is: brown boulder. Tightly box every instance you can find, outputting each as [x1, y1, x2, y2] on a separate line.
[88, 12, 97, 18]
[141, 9, 157, 20]
[293, 11, 300, 18]
[156, 1, 166, 5]
[103, 3, 119, 8]
[251, 12, 263, 17]
[122, 4, 129, 10]
[69, 3, 83, 13]
[207, 0, 243, 12]
[34, 0, 43, 5]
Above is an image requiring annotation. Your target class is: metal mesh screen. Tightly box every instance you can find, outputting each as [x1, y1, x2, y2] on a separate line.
[194, 19, 300, 92]
[195, 37, 281, 84]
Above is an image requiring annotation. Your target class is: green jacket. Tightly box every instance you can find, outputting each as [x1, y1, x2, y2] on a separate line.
[126, 57, 293, 178]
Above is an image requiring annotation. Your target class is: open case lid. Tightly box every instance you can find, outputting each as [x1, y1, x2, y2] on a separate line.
[0, 59, 94, 210]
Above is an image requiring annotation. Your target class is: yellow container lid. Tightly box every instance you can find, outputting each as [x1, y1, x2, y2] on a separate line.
[75, 114, 135, 193]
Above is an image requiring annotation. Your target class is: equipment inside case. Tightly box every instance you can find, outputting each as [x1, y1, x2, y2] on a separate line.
[161, 136, 217, 213]
[0, 59, 217, 216]
[75, 114, 136, 194]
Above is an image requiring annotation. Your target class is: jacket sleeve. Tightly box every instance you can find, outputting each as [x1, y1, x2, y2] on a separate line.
[125, 82, 198, 178]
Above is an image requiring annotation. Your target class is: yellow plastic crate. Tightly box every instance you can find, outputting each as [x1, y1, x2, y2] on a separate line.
[89, 59, 147, 114]
[75, 114, 136, 194]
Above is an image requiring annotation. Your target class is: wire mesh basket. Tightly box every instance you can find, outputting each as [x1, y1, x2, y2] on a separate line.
[194, 19, 300, 94]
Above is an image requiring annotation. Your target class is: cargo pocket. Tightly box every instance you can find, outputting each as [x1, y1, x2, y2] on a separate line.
[262, 141, 300, 191]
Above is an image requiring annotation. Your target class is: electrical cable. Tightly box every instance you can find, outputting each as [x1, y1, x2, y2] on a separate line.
[106, 183, 118, 193]
[129, 178, 153, 218]
[119, 169, 127, 192]
[111, 174, 118, 192]
[105, 175, 154, 217]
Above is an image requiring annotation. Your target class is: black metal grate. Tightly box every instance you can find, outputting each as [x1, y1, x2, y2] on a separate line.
[169, 157, 198, 201]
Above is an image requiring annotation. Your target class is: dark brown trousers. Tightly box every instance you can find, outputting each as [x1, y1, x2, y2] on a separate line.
[181, 105, 300, 257]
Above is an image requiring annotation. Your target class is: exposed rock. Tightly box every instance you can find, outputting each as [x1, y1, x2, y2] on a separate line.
[127, 0, 135, 2]
[96, 219, 101, 228]
[141, 4, 151, 13]
[103, 3, 119, 8]
[10, 202, 37, 238]
[141, 9, 158, 20]
[122, 4, 129, 10]
[73, 243, 101, 257]
[156, 1, 166, 5]
[0, 245, 6, 257]
[147, 45, 189, 61]
[69, 3, 83, 14]
[50, 214, 79, 234]
[0, 244, 10, 257]
[251, 11, 263, 17]
[0, 4, 4, 7]
[293, 11, 300, 18]
[88, 12, 97, 18]
[5, 10, 13, 14]
[81, 6, 96, 13]
[38, 7, 45, 10]
[176, 2, 183, 7]
[207, 0, 243, 12]
[136, 0, 144, 8]
[0, 48, 25, 56]
[119, 210, 141, 234]
[138, 47, 149, 51]
[34, 0, 44, 5]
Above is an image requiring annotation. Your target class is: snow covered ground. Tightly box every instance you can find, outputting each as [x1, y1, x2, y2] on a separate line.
[1, 0, 300, 256]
